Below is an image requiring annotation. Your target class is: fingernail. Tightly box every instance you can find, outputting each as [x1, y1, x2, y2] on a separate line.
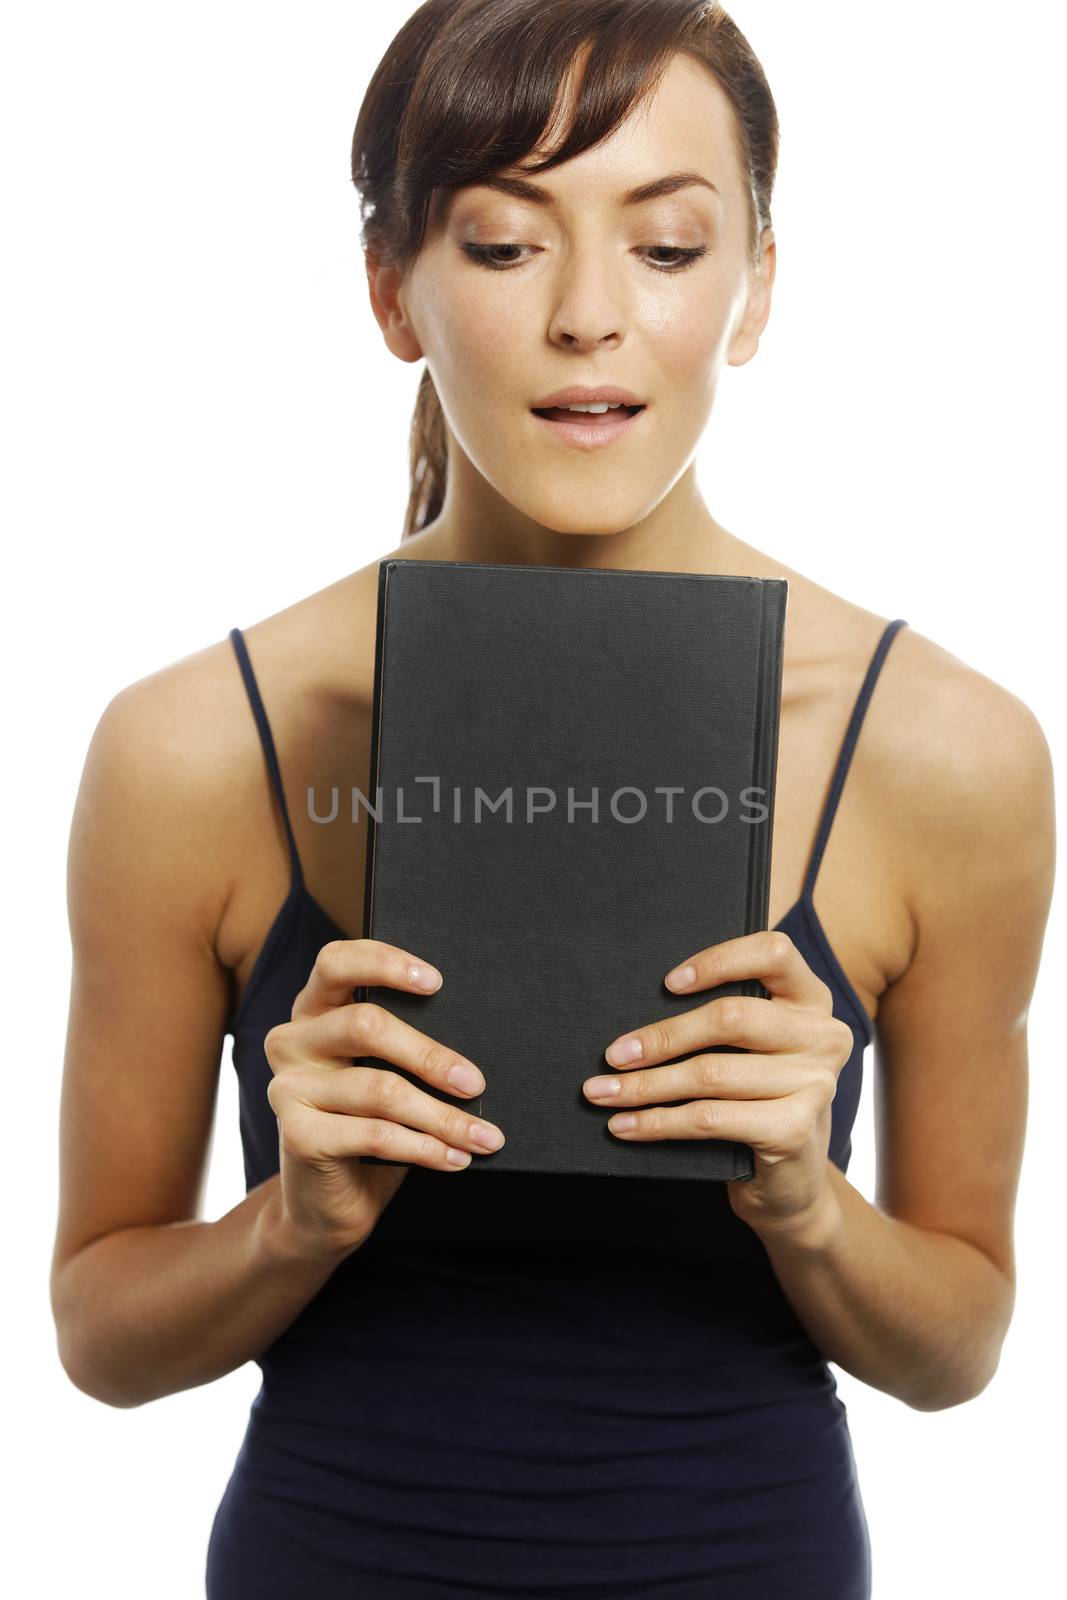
[409, 964, 442, 990]
[606, 1035, 642, 1066]
[584, 1075, 622, 1098]
[666, 964, 696, 990]
[448, 1062, 484, 1094]
[470, 1124, 505, 1151]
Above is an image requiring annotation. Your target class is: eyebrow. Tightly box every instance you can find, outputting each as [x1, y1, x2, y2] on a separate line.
[476, 170, 720, 206]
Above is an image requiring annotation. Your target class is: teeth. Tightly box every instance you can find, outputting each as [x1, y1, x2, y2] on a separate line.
[561, 402, 623, 413]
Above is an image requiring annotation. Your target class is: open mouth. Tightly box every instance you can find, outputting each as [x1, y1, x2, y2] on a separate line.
[530, 403, 645, 424]
[528, 402, 647, 449]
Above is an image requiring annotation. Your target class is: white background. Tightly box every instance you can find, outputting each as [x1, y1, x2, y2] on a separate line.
[4, 2, 1063, 1595]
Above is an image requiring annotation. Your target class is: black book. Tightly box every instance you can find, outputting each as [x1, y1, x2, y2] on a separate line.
[356, 558, 787, 1182]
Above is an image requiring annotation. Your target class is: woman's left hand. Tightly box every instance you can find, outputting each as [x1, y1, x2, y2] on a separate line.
[582, 930, 856, 1238]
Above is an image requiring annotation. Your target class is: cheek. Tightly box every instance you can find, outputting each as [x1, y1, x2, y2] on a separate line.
[634, 277, 733, 387]
[429, 282, 520, 405]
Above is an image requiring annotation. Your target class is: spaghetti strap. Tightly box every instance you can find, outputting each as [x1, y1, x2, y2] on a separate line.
[803, 617, 908, 898]
[228, 626, 305, 892]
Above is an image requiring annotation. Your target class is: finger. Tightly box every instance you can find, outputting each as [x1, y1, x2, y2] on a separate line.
[584, 1051, 834, 1108]
[273, 1063, 506, 1159]
[664, 929, 833, 1012]
[604, 1095, 794, 1146]
[272, 999, 488, 1100]
[279, 1101, 489, 1173]
[292, 938, 444, 1022]
[604, 988, 829, 1071]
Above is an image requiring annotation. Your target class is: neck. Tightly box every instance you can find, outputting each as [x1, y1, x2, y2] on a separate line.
[406, 460, 765, 579]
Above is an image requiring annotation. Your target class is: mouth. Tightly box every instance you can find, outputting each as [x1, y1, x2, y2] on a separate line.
[529, 402, 647, 449]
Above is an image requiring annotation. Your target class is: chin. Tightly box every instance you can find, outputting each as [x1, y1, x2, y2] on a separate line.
[546, 520, 634, 538]
[515, 491, 655, 540]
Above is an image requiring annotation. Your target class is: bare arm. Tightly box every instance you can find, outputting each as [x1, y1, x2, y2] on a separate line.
[750, 645, 1055, 1409]
[50, 650, 350, 1410]
[55, 1184, 354, 1409]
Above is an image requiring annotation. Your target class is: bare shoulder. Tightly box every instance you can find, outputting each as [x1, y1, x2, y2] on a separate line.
[746, 546, 1054, 1010]
[863, 623, 1054, 869]
[80, 560, 382, 951]
[91, 549, 396, 873]
[75, 633, 262, 950]
[854, 622, 1055, 990]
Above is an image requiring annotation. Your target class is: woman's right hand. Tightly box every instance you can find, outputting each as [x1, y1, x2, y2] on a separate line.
[262, 939, 505, 1264]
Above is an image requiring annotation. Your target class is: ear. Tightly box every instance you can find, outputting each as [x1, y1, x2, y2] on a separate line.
[365, 248, 424, 364]
[726, 228, 776, 368]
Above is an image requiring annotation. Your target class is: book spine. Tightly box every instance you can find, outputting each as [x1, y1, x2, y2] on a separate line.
[355, 559, 394, 1007]
[744, 581, 786, 1000]
[730, 582, 786, 1183]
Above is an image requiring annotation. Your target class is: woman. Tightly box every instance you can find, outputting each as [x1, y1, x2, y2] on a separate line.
[50, 3, 1055, 1597]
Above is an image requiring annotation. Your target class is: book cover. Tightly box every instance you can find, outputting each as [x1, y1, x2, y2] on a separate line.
[356, 558, 787, 1182]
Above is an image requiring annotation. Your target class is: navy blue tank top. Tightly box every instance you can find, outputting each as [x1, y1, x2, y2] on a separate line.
[206, 615, 908, 1600]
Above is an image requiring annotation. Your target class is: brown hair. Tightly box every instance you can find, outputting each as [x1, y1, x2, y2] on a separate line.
[351, 0, 779, 541]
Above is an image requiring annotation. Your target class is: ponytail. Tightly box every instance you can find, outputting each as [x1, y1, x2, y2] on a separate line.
[404, 366, 447, 542]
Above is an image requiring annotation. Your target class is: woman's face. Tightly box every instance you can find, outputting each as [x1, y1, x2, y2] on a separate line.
[375, 51, 775, 538]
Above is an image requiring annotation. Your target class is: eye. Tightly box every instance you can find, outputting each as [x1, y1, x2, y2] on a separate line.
[460, 243, 531, 269]
[641, 244, 708, 273]
[460, 242, 708, 274]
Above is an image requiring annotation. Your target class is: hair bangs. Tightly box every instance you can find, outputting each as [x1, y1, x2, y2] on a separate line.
[393, 1, 712, 258]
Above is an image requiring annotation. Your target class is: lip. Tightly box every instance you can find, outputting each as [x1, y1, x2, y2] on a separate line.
[529, 405, 646, 450]
[530, 385, 646, 408]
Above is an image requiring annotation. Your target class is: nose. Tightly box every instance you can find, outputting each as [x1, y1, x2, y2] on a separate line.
[546, 254, 626, 352]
